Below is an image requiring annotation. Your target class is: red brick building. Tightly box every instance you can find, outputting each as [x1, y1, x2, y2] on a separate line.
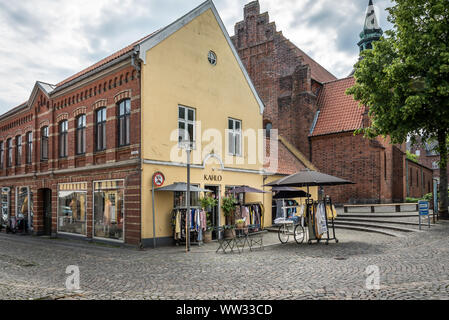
[232, 0, 412, 204]
[0, 43, 143, 244]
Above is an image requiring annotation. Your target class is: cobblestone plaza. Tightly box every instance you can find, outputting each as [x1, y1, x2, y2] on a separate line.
[1, 221, 448, 300]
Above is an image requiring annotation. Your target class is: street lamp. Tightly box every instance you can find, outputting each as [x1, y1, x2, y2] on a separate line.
[180, 139, 192, 252]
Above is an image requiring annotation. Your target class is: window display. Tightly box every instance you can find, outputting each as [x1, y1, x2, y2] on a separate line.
[58, 183, 87, 235]
[94, 180, 124, 241]
[174, 185, 200, 208]
[16, 187, 33, 232]
[1, 187, 10, 228]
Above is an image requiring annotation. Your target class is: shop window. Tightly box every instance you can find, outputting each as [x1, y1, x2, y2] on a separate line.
[96, 108, 107, 151]
[59, 120, 68, 158]
[16, 187, 33, 232]
[118, 99, 130, 147]
[76, 115, 86, 155]
[1, 187, 10, 228]
[26, 131, 33, 164]
[0, 141, 4, 169]
[15, 135, 22, 166]
[178, 105, 195, 148]
[174, 185, 200, 208]
[58, 183, 87, 236]
[93, 180, 124, 241]
[41, 126, 49, 161]
[228, 118, 242, 156]
[7, 138, 12, 167]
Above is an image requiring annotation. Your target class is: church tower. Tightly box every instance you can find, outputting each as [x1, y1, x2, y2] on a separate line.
[358, 0, 383, 52]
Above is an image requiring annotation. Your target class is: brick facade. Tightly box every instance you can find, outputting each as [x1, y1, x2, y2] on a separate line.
[406, 159, 433, 199]
[0, 61, 142, 245]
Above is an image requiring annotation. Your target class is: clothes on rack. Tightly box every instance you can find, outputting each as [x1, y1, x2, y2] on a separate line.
[235, 203, 263, 230]
[171, 208, 206, 243]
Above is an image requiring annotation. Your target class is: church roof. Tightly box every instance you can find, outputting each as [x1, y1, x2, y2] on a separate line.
[310, 77, 365, 137]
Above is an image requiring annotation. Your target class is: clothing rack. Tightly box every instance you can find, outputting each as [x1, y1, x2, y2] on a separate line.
[235, 202, 263, 231]
[305, 196, 338, 245]
[172, 206, 204, 246]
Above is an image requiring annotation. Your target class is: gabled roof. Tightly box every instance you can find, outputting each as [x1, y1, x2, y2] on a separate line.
[292, 44, 337, 83]
[310, 77, 365, 137]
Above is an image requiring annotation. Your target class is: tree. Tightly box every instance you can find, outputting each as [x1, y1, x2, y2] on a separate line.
[347, 0, 449, 219]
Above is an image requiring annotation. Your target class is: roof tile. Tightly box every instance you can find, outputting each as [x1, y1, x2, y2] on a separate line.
[311, 77, 365, 136]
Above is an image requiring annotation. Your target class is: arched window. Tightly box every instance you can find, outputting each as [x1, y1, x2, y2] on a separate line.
[26, 131, 33, 164]
[7, 138, 12, 167]
[265, 122, 272, 137]
[59, 120, 68, 158]
[41, 126, 49, 160]
[76, 115, 86, 155]
[15, 135, 22, 166]
[96, 108, 107, 151]
[118, 99, 131, 146]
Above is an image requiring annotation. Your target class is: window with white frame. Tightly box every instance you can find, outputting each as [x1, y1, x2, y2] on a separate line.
[178, 105, 195, 148]
[228, 118, 242, 156]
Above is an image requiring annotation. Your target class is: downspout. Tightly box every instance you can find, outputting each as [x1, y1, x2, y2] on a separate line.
[132, 45, 144, 249]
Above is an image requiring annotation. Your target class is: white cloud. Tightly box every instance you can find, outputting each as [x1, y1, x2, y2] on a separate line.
[0, 0, 393, 114]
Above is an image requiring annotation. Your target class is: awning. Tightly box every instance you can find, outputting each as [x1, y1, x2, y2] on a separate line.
[265, 169, 354, 187]
[154, 182, 212, 192]
[231, 185, 268, 194]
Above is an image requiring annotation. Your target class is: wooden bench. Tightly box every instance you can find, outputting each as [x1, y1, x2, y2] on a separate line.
[344, 203, 419, 213]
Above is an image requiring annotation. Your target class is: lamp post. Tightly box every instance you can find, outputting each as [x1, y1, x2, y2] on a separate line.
[180, 140, 192, 252]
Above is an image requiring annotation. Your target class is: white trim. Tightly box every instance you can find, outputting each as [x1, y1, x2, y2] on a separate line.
[137, 0, 265, 115]
[143, 157, 266, 175]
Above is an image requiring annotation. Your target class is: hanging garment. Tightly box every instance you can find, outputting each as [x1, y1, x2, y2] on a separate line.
[326, 205, 337, 219]
[200, 210, 207, 231]
[276, 200, 284, 219]
[175, 211, 181, 240]
[316, 203, 328, 236]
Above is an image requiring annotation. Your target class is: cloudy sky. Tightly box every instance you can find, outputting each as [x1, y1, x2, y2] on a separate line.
[0, 0, 393, 114]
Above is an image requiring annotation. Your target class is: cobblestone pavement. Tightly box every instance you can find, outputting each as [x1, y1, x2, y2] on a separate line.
[0, 222, 449, 300]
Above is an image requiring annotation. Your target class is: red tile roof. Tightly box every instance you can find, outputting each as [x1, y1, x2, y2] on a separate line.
[284, 39, 337, 83]
[311, 77, 365, 137]
[56, 32, 158, 88]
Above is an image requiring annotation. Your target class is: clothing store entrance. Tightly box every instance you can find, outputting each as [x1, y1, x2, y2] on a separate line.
[41, 189, 52, 236]
[205, 185, 220, 240]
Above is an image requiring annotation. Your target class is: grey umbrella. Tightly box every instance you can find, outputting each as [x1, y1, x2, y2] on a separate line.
[154, 182, 212, 192]
[232, 185, 269, 194]
[265, 169, 354, 187]
[273, 190, 311, 199]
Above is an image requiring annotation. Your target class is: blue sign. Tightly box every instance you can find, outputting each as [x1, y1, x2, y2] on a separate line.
[418, 200, 429, 216]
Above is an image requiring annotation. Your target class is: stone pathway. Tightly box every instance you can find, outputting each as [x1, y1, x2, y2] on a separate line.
[0, 221, 448, 300]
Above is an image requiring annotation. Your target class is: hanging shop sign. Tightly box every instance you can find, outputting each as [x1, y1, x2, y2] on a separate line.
[203, 174, 222, 182]
[153, 172, 165, 187]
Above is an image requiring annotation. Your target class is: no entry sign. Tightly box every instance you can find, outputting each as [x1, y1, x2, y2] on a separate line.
[153, 172, 165, 187]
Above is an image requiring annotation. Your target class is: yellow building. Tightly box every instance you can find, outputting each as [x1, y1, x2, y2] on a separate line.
[135, 0, 317, 246]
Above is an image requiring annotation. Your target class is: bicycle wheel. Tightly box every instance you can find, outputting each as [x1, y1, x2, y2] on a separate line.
[278, 225, 289, 244]
[294, 225, 305, 244]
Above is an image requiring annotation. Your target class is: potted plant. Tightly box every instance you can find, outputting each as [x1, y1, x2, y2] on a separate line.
[203, 212, 213, 243]
[235, 218, 245, 229]
[221, 196, 238, 239]
[200, 195, 218, 212]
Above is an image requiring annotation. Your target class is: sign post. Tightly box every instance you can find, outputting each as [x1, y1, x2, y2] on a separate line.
[418, 200, 430, 230]
[152, 172, 165, 248]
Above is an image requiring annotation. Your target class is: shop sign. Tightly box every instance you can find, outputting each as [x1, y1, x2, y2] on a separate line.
[203, 174, 222, 182]
[153, 172, 165, 187]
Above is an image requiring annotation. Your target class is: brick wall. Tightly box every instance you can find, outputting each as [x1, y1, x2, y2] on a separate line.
[406, 159, 433, 198]
[231, 1, 319, 160]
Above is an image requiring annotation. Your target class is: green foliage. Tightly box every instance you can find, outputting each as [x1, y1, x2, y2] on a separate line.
[406, 197, 421, 203]
[199, 196, 218, 210]
[221, 196, 238, 217]
[347, 0, 449, 215]
[406, 150, 419, 163]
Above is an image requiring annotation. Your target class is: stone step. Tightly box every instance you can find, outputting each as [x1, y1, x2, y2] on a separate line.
[333, 221, 422, 233]
[336, 217, 425, 227]
[332, 225, 404, 238]
[338, 214, 419, 218]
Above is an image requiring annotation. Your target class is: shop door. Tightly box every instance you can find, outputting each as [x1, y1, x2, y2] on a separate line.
[205, 185, 220, 240]
[43, 189, 52, 236]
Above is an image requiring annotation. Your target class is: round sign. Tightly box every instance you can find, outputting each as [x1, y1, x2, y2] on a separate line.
[153, 172, 165, 187]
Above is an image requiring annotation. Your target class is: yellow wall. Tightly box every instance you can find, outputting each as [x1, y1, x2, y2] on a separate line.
[139, 9, 267, 240]
[140, 8, 262, 170]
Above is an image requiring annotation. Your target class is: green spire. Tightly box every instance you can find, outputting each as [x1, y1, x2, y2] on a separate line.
[358, 0, 383, 52]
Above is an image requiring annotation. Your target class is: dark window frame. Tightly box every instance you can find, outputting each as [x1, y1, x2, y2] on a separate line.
[118, 99, 131, 147]
[0, 141, 4, 169]
[41, 126, 49, 161]
[96, 108, 107, 151]
[59, 120, 68, 158]
[76, 115, 86, 155]
[26, 131, 33, 164]
[7, 138, 12, 167]
[15, 135, 22, 166]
